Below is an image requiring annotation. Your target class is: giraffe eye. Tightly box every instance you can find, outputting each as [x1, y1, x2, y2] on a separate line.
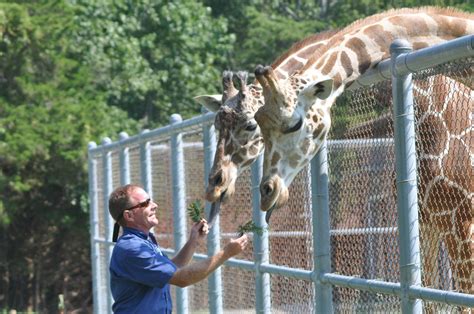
[245, 123, 257, 132]
[282, 117, 303, 134]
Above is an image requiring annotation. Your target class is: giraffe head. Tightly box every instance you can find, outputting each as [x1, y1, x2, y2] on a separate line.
[195, 71, 264, 206]
[194, 30, 338, 221]
[254, 65, 335, 222]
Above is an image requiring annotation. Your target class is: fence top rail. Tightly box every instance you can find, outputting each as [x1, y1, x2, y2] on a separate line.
[349, 34, 473, 90]
[88, 111, 215, 156]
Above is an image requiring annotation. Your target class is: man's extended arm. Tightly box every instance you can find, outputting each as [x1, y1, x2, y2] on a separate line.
[169, 235, 248, 287]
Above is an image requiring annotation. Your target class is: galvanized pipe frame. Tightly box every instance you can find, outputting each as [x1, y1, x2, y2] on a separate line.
[88, 35, 474, 313]
[170, 114, 189, 313]
[87, 142, 103, 314]
[202, 108, 223, 313]
[349, 34, 473, 90]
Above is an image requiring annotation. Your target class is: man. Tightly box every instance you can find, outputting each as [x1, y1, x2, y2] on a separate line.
[108, 184, 249, 313]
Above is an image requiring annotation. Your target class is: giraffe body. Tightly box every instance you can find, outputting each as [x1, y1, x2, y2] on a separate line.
[253, 7, 473, 295]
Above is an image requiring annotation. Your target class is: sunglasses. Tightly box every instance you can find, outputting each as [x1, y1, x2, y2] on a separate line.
[117, 198, 151, 221]
[125, 198, 151, 211]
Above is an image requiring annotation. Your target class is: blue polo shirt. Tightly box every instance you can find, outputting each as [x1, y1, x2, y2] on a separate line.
[110, 227, 177, 314]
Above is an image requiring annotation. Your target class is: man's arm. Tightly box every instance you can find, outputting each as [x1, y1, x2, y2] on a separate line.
[171, 219, 208, 267]
[169, 234, 248, 287]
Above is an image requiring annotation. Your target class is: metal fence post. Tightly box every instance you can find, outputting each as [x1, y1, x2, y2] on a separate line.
[101, 137, 114, 313]
[119, 132, 130, 185]
[390, 39, 422, 313]
[170, 114, 188, 313]
[88, 142, 104, 314]
[311, 142, 334, 314]
[252, 155, 271, 313]
[140, 129, 152, 196]
[202, 108, 223, 314]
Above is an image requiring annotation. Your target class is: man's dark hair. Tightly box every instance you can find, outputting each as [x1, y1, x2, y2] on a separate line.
[108, 184, 142, 222]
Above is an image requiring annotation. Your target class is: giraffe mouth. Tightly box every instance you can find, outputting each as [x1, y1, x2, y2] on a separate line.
[260, 175, 289, 223]
[265, 205, 275, 224]
[207, 191, 226, 228]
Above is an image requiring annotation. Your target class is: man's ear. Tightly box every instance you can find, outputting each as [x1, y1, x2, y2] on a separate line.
[301, 79, 333, 100]
[194, 95, 223, 112]
[122, 210, 135, 223]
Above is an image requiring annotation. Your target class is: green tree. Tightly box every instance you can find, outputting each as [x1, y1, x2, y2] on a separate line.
[237, 6, 327, 71]
[203, 0, 329, 71]
[0, 2, 138, 312]
[71, 0, 235, 127]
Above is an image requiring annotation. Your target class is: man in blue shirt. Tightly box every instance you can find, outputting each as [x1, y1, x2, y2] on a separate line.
[108, 184, 249, 313]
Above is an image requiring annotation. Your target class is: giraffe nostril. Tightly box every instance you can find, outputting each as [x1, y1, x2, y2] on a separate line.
[213, 173, 223, 186]
[262, 182, 274, 196]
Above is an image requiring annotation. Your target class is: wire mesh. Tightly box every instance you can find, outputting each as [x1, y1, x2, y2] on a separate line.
[327, 57, 473, 312]
[128, 145, 142, 186]
[222, 267, 256, 312]
[332, 287, 401, 313]
[328, 81, 401, 311]
[147, 139, 173, 249]
[412, 59, 473, 302]
[269, 274, 314, 313]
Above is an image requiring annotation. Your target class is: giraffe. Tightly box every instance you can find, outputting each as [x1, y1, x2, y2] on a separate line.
[252, 7, 473, 294]
[414, 74, 472, 294]
[333, 74, 473, 297]
[194, 30, 337, 223]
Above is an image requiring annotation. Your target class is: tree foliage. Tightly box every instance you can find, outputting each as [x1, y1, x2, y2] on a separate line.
[0, 1, 137, 312]
[71, 0, 235, 127]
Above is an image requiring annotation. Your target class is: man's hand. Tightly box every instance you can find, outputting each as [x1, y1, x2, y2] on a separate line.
[223, 234, 249, 258]
[189, 219, 209, 242]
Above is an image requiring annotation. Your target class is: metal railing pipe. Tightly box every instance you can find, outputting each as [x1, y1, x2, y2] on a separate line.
[311, 142, 333, 314]
[350, 34, 474, 89]
[119, 132, 130, 185]
[252, 155, 271, 314]
[390, 39, 422, 313]
[170, 114, 188, 313]
[101, 137, 114, 313]
[88, 112, 215, 156]
[321, 273, 401, 296]
[88, 142, 105, 314]
[259, 263, 312, 281]
[202, 108, 223, 314]
[139, 129, 152, 196]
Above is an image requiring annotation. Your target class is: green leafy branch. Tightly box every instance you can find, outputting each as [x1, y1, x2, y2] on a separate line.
[187, 200, 204, 223]
[237, 220, 265, 237]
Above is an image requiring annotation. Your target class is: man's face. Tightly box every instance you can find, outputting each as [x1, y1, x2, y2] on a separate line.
[127, 188, 159, 231]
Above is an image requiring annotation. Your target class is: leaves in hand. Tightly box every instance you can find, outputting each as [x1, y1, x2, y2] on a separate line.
[187, 200, 204, 222]
[237, 220, 264, 236]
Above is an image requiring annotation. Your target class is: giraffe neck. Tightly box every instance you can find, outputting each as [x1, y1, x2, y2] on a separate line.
[243, 31, 336, 113]
[271, 30, 338, 80]
[301, 8, 473, 92]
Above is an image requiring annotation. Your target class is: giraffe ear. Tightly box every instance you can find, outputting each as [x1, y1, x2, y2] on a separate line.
[303, 79, 333, 100]
[194, 95, 223, 112]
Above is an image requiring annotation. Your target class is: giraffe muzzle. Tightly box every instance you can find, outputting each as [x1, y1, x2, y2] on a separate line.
[205, 164, 238, 203]
[260, 175, 289, 220]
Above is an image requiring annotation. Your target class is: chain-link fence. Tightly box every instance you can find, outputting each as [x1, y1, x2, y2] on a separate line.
[88, 36, 473, 313]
